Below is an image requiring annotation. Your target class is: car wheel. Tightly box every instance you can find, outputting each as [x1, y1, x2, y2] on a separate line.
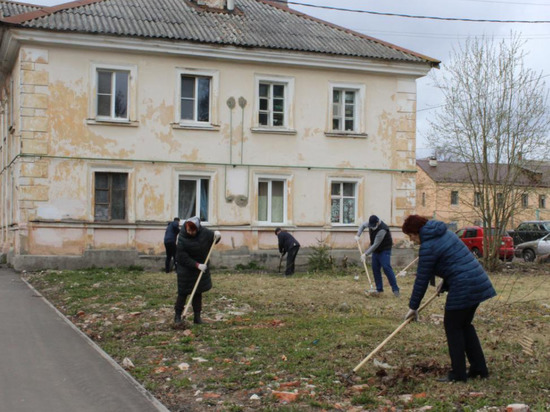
[471, 247, 481, 258]
[522, 249, 536, 262]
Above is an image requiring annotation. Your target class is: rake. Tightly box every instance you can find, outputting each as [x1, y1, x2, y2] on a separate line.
[397, 257, 419, 277]
[356, 239, 376, 293]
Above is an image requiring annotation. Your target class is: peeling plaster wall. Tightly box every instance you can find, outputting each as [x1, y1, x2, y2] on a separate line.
[1, 41, 425, 269]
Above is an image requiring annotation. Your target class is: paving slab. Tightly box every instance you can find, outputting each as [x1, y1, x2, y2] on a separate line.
[0, 268, 170, 412]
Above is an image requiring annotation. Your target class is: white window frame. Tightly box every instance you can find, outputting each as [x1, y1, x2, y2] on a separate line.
[328, 82, 366, 134]
[255, 174, 289, 225]
[329, 178, 359, 226]
[175, 170, 215, 225]
[90, 63, 137, 123]
[253, 74, 294, 131]
[175, 68, 219, 127]
[451, 190, 459, 206]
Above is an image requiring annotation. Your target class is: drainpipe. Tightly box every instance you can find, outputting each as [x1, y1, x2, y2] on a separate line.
[238, 96, 247, 165]
[226, 97, 235, 165]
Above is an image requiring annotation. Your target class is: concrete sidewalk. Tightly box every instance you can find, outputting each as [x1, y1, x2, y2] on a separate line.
[0, 268, 170, 412]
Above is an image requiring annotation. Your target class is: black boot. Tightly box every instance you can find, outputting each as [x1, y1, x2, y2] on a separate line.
[174, 312, 182, 324]
[193, 312, 203, 324]
[174, 295, 186, 324]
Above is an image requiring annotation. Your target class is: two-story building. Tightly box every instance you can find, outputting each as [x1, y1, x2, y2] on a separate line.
[0, 0, 438, 270]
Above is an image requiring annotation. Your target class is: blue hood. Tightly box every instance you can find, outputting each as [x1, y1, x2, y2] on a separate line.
[420, 220, 448, 242]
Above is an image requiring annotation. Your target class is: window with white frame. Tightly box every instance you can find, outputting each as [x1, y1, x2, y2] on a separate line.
[329, 82, 365, 134]
[451, 191, 459, 205]
[521, 193, 529, 208]
[474, 192, 482, 207]
[330, 181, 357, 224]
[179, 177, 210, 222]
[96, 69, 129, 120]
[255, 75, 294, 130]
[94, 172, 127, 221]
[181, 75, 211, 123]
[258, 178, 286, 223]
[540, 194, 547, 209]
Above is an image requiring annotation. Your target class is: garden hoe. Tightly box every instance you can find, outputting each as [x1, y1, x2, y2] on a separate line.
[179, 238, 217, 328]
[278, 253, 284, 274]
[356, 239, 376, 294]
[340, 285, 441, 384]
[397, 257, 419, 277]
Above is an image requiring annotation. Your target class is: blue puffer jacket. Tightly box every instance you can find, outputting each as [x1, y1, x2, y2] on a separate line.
[409, 220, 496, 311]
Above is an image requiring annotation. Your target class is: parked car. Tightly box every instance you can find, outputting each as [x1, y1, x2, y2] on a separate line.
[455, 226, 514, 261]
[514, 233, 550, 262]
[508, 221, 550, 246]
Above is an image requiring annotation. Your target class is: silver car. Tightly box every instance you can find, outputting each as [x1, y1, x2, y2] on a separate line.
[514, 233, 550, 262]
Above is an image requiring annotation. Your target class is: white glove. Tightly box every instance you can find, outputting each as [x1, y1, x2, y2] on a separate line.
[354, 235, 360, 241]
[214, 230, 221, 240]
[197, 263, 207, 272]
[405, 308, 419, 322]
[360, 254, 367, 263]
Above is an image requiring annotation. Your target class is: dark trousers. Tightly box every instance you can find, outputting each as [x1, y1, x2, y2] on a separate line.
[285, 245, 300, 276]
[174, 293, 202, 316]
[164, 241, 177, 273]
[444, 304, 488, 380]
[371, 249, 399, 293]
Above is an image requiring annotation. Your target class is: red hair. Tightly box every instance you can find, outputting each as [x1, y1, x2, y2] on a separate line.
[402, 215, 429, 235]
[184, 220, 197, 231]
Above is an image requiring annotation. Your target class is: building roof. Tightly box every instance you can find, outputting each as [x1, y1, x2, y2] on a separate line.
[417, 159, 550, 188]
[0, 0, 42, 17]
[0, 0, 439, 66]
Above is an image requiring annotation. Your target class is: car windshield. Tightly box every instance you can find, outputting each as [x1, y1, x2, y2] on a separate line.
[542, 222, 550, 231]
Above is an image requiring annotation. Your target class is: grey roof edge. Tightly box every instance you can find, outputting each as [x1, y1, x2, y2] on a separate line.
[260, 0, 440, 67]
[1, 0, 440, 68]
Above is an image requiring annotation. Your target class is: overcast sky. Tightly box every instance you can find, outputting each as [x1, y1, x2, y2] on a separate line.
[12, 0, 550, 158]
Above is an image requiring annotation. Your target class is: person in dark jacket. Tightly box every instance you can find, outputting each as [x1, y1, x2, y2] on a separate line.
[275, 228, 300, 276]
[174, 216, 221, 325]
[402, 215, 497, 382]
[357, 215, 400, 296]
[164, 217, 180, 273]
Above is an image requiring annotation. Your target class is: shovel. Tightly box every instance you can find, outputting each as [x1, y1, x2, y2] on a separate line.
[181, 237, 217, 325]
[397, 257, 418, 277]
[343, 284, 441, 382]
[278, 253, 284, 273]
[356, 240, 376, 293]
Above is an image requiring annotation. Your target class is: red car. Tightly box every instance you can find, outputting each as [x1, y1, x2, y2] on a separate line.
[455, 226, 514, 261]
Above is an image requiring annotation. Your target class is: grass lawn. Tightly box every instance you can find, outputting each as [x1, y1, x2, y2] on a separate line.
[25, 262, 550, 411]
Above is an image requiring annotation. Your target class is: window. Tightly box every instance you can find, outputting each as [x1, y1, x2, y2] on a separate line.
[258, 82, 285, 127]
[94, 172, 127, 221]
[258, 179, 286, 223]
[97, 69, 129, 120]
[540, 195, 547, 209]
[181, 75, 211, 122]
[330, 182, 357, 224]
[474, 192, 482, 207]
[451, 191, 459, 205]
[521, 193, 529, 208]
[332, 88, 357, 131]
[179, 177, 209, 222]
[254, 75, 294, 131]
[497, 193, 504, 206]
[421, 192, 426, 207]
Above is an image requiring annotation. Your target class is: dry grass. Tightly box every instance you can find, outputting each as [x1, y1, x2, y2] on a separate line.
[26, 262, 550, 411]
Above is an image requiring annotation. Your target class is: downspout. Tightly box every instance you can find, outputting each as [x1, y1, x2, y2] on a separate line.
[238, 96, 247, 165]
[225, 97, 236, 202]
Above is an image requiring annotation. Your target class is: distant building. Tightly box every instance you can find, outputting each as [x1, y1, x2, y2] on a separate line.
[416, 158, 550, 231]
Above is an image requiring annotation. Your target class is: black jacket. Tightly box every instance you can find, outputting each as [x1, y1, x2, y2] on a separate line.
[369, 221, 393, 253]
[277, 231, 300, 255]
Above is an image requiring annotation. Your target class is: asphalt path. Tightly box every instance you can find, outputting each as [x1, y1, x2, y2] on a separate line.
[0, 268, 170, 412]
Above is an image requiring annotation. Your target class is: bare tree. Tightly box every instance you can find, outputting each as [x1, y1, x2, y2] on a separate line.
[427, 34, 550, 270]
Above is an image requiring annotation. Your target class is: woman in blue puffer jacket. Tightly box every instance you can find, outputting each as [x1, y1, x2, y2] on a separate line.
[401, 215, 496, 382]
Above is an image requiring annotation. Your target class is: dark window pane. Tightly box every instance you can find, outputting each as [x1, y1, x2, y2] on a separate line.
[200, 179, 209, 221]
[112, 173, 127, 189]
[114, 72, 128, 118]
[111, 191, 126, 219]
[273, 113, 284, 126]
[259, 83, 269, 97]
[259, 98, 268, 111]
[333, 90, 341, 103]
[344, 120, 354, 131]
[197, 78, 210, 122]
[97, 95, 111, 117]
[331, 183, 340, 196]
[343, 182, 354, 196]
[345, 104, 354, 117]
[259, 113, 268, 126]
[95, 205, 109, 221]
[181, 100, 194, 120]
[96, 190, 109, 203]
[182, 76, 195, 98]
[333, 118, 340, 130]
[345, 92, 355, 104]
[98, 71, 111, 94]
[95, 173, 108, 189]
[273, 85, 284, 98]
[273, 99, 284, 112]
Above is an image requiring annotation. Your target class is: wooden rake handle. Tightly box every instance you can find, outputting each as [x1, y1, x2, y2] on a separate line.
[399, 257, 419, 274]
[356, 240, 374, 288]
[352, 287, 440, 373]
[182, 237, 218, 318]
